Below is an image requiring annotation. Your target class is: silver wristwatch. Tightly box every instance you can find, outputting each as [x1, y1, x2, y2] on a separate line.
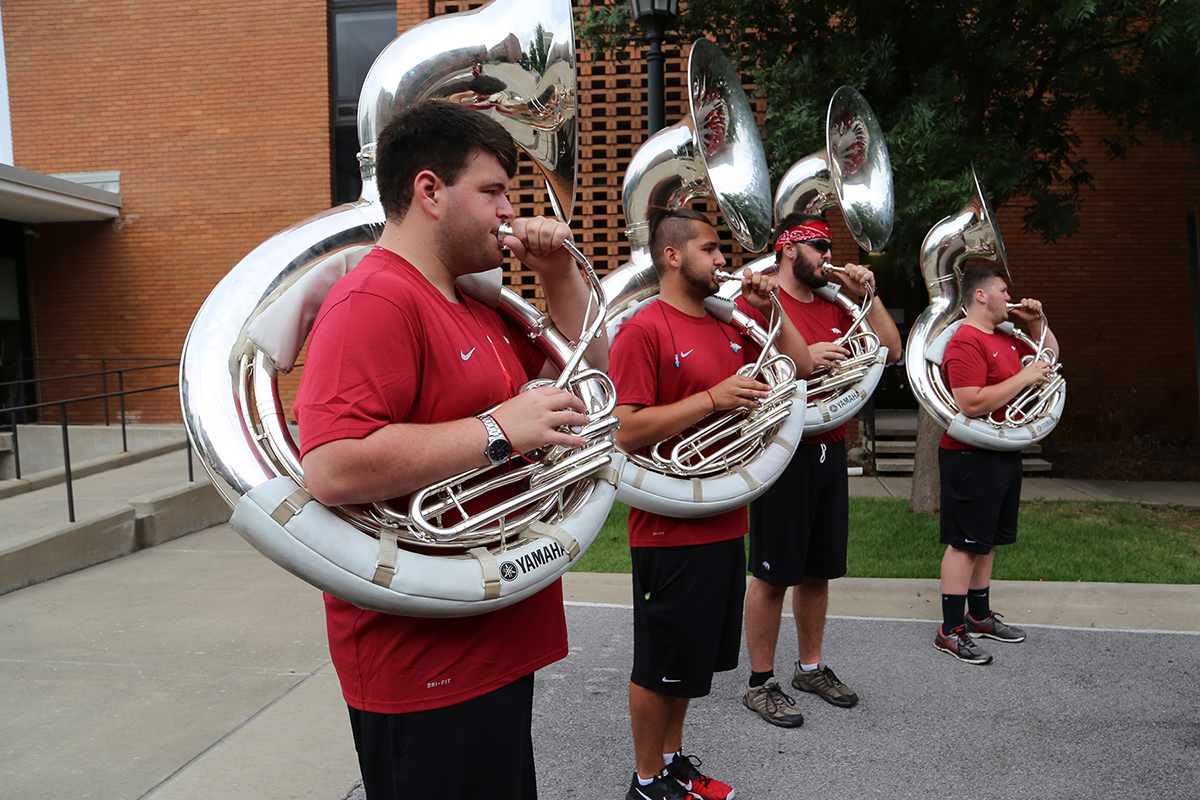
[478, 414, 511, 465]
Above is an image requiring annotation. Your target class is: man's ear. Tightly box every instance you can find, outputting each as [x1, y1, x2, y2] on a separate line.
[662, 244, 682, 270]
[413, 169, 444, 219]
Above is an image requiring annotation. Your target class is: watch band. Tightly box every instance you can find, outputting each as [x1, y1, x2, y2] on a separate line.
[478, 413, 503, 440]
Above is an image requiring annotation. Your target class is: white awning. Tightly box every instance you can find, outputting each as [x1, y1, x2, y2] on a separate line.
[0, 164, 121, 223]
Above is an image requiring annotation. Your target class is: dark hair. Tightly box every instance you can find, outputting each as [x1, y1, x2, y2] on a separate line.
[769, 211, 824, 259]
[961, 264, 1006, 305]
[375, 99, 518, 222]
[647, 208, 712, 275]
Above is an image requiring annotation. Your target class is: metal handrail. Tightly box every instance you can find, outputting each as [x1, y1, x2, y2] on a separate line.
[1, 357, 177, 427]
[0, 360, 189, 523]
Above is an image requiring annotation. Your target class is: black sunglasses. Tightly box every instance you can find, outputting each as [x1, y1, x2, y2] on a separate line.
[799, 239, 833, 254]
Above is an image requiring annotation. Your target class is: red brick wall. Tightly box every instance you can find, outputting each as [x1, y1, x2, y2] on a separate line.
[5, 0, 331, 423]
[993, 112, 1200, 441]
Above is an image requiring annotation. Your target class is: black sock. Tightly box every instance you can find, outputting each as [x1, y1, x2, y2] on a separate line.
[749, 670, 774, 688]
[941, 593, 966, 634]
[967, 586, 991, 621]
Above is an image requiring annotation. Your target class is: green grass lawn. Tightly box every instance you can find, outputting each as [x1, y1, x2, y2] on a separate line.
[572, 498, 1200, 584]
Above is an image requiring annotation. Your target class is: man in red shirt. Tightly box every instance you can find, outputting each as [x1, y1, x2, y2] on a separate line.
[609, 208, 811, 800]
[293, 99, 606, 799]
[934, 263, 1058, 664]
[739, 212, 902, 726]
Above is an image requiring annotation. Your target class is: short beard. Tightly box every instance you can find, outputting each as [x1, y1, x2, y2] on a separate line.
[680, 255, 718, 297]
[793, 258, 828, 290]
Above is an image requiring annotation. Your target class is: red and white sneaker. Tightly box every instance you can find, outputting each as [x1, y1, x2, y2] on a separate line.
[665, 752, 735, 800]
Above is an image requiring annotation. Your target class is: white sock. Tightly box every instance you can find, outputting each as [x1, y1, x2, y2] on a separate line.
[663, 751, 677, 765]
[800, 661, 820, 672]
[636, 773, 655, 787]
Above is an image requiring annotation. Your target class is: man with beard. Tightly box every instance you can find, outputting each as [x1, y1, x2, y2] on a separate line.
[609, 208, 812, 800]
[293, 99, 606, 800]
[738, 212, 901, 727]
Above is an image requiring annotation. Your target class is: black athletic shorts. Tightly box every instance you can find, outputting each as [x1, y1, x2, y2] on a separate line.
[347, 673, 537, 800]
[939, 447, 1022, 555]
[630, 537, 745, 698]
[748, 439, 849, 586]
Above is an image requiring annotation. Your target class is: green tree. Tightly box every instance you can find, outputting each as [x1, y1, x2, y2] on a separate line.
[582, 0, 1200, 275]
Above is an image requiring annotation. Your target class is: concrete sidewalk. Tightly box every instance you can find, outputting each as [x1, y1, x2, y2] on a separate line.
[1, 522, 1197, 800]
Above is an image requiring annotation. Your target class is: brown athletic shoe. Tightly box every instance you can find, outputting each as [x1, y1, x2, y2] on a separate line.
[742, 677, 804, 728]
[791, 663, 859, 708]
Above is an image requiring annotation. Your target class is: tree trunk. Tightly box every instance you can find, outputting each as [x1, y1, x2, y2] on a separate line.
[909, 407, 941, 516]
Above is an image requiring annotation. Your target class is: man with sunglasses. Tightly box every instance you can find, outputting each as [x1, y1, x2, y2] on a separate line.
[738, 212, 902, 727]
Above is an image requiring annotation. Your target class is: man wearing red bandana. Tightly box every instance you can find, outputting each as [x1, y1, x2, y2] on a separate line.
[736, 212, 902, 726]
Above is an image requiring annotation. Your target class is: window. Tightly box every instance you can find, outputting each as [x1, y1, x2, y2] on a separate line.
[330, 1, 397, 205]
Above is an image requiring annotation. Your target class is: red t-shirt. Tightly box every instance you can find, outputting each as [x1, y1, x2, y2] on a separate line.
[608, 299, 758, 547]
[738, 290, 853, 445]
[292, 247, 567, 714]
[939, 323, 1033, 450]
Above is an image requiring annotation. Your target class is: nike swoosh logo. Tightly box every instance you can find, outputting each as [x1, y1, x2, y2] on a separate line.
[992, 352, 999, 358]
[662, 677, 682, 683]
[460, 348, 476, 361]
[964, 538, 978, 544]
[680, 349, 694, 357]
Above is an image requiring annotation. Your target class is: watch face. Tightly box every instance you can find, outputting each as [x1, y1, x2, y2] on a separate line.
[486, 437, 511, 464]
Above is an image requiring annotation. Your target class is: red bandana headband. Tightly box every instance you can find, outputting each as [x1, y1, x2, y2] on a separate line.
[774, 221, 832, 251]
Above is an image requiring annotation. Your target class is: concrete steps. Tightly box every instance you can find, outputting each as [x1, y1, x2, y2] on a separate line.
[872, 409, 1053, 475]
[0, 440, 232, 595]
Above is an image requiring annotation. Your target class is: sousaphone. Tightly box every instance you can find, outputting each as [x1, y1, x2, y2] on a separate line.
[180, 0, 619, 617]
[602, 38, 805, 519]
[905, 166, 1066, 449]
[719, 85, 894, 435]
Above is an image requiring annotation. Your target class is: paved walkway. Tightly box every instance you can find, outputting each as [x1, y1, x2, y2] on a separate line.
[1, 460, 1198, 800]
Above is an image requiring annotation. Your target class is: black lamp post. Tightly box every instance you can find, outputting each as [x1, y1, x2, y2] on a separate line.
[629, 0, 680, 134]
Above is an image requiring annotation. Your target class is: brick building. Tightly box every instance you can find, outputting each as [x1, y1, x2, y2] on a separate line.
[1, 0, 1197, 445]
